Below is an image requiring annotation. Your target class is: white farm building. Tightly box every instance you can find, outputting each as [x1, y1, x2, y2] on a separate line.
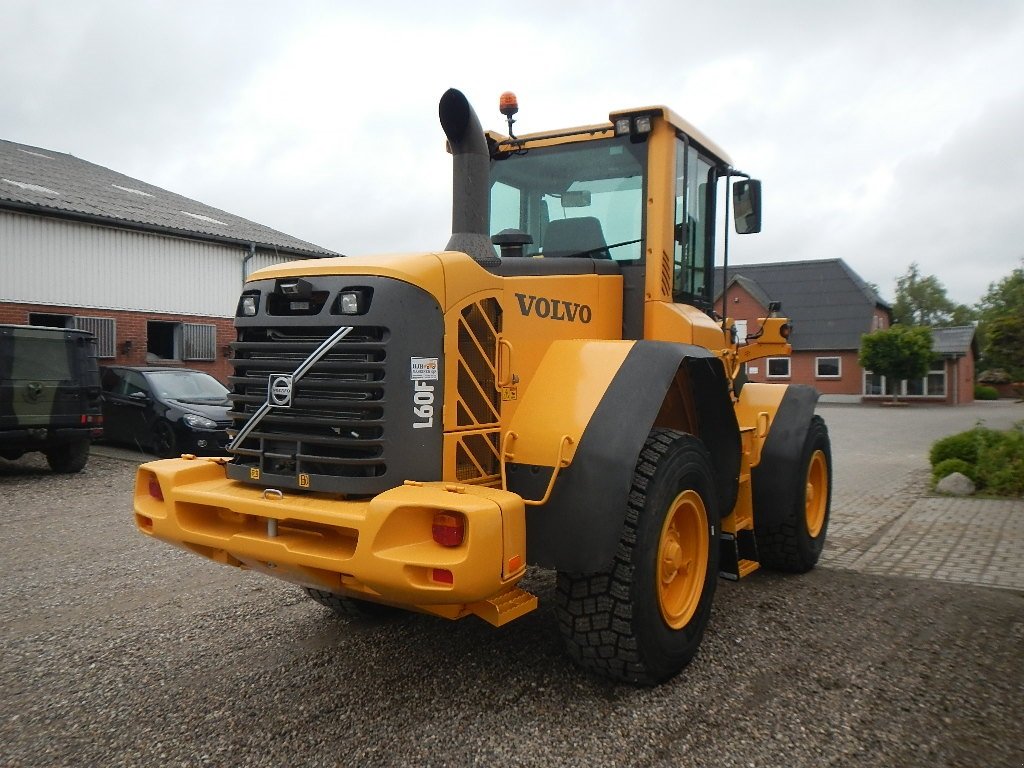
[0, 139, 337, 382]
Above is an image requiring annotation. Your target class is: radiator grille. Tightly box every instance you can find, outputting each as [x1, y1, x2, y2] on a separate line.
[228, 325, 388, 480]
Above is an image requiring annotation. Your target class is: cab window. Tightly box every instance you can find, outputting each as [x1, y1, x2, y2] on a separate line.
[674, 138, 715, 307]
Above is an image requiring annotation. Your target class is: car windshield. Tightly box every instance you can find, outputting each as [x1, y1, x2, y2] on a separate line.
[145, 371, 228, 400]
[489, 135, 647, 260]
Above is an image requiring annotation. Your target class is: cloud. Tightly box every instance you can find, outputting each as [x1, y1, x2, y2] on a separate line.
[3, 0, 1024, 305]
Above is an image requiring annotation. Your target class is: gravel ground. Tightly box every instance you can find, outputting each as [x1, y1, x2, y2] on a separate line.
[2, 435, 1023, 767]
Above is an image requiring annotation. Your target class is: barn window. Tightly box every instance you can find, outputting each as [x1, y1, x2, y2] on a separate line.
[146, 321, 217, 362]
[182, 323, 217, 361]
[75, 316, 117, 358]
[147, 321, 180, 361]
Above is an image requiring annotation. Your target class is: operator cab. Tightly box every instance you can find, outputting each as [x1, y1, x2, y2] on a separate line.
[485, 95, 762, 318]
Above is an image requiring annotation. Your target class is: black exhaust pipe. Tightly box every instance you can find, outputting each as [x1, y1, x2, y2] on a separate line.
[439, 88, 500, 267]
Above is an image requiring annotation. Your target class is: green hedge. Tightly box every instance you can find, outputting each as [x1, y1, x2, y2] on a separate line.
[974, 384, 999, 400]
[929, 423, 1024, 497]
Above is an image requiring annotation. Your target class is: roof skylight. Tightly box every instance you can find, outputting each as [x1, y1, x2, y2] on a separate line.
[2, 178, 60, 196]
[112, 184, 153, 197]
[180, 211, 227, 226]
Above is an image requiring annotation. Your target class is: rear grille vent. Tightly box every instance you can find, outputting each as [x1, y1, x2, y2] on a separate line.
[456, 298, 501, 427]
[454, 297, 501, 484]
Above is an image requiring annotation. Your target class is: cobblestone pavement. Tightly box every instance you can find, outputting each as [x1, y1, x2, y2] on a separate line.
[818, 400, 1024, 590]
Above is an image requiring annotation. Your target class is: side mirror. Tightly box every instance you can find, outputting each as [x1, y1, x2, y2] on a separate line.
[129, 391, 150, 403]
[733, 179, 762, 234]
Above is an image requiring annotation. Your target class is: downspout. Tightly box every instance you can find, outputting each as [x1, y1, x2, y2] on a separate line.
[242, 242, 256, 283]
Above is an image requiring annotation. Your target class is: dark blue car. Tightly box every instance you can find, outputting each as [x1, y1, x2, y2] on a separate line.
[100, 366, 231, 457]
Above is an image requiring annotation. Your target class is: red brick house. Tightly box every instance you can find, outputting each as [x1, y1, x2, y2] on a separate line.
[715, 259, 976, 404]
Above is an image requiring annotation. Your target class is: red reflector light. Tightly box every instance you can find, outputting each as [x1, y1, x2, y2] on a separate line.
[432, 512, 464, 547]
[148, 476, 164, 501]
[432, 568, 454, 585]
[780, 323, 793, 339]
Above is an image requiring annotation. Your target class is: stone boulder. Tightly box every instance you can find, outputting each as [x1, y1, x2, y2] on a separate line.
[936, 472, 976, 496]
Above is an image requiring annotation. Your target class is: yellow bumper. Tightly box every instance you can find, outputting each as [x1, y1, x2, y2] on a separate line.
[134, 457, 535, 625]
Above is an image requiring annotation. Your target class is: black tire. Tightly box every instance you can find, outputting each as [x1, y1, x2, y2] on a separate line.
[152, 420, 179, 459]
[302, 587, 400, 619]
[755, 415, 832, 573]
[45, 440, 90, 474]
[555, 429, 720, 685]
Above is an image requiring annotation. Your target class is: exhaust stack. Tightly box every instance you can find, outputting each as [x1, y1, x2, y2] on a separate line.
[439, 88, 500, 267]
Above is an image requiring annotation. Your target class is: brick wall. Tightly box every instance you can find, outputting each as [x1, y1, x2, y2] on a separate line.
[0, 301, 235, 383]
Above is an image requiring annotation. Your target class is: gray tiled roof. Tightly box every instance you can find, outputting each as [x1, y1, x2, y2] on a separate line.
[715, 259, 891, 351]
[0, 139, 338, 257]
[931, 325, 977, 356]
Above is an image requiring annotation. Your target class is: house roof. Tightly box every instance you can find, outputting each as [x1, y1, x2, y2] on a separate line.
[715, 258, 891, 351]
[0, 139, 338, 258]
[931, 325, 977, 357]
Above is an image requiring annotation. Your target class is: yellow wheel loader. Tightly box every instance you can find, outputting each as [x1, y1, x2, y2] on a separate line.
[133, 89, 832, 685]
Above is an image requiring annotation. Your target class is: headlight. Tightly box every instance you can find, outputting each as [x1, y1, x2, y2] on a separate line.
[183, 413, 218, 430]
[238, 294, 259, 317]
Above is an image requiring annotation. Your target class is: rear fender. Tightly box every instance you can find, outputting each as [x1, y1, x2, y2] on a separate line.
[505, 340, 739, 572]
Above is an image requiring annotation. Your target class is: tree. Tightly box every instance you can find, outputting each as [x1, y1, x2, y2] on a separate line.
[976, 261, 1024, 378]
[859, 325, 934, 403]
[977, 262, 1024, 321]
[984, 315, 1024, 380]
[892, 263, 974, 326]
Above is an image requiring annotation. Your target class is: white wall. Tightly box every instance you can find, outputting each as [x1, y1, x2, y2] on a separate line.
[0, 210, 302, 317]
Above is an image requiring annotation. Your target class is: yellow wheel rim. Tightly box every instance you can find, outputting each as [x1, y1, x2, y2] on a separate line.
[657, 489, 709, 630]
[805, 449, 828, 538]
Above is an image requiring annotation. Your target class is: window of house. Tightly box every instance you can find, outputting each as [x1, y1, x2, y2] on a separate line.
[863, 359, 946, 398]
[815, 356, 841, 378]
[926, 361, 946, 396]
[767, 357, 790, 378]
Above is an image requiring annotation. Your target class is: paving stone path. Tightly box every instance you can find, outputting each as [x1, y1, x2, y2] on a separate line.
[818, 401, 1024, 591]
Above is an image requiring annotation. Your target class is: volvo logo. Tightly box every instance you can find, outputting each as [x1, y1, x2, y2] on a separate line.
[269, 375, 293, 407]
[515, 292, 592, 323]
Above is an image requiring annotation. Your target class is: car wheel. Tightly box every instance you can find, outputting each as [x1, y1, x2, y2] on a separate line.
[152, 420, 179, 459]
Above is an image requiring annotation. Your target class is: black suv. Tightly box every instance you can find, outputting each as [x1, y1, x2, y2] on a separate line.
[0, 325, 103, 473]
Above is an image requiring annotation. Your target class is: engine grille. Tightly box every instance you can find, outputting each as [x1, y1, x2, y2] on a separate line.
[228, 325, 388, 479]
[225, 276, 444, 496]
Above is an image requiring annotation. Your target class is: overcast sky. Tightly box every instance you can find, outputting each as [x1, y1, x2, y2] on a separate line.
[4, 0, 1023, 306]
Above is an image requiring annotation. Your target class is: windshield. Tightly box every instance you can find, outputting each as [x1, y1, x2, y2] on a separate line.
[145, 371, 229, 401]
[489, 135, 647, 260]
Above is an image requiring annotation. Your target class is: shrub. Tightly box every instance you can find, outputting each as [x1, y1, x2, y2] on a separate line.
[932, 458, 976, 484]
[929, 427, 1000, 466]
[975, 428, 1024, 497]
[974, 384, 999, 400]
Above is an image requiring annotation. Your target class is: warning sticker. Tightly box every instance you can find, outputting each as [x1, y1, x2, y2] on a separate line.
[411, 357, 439, 381]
